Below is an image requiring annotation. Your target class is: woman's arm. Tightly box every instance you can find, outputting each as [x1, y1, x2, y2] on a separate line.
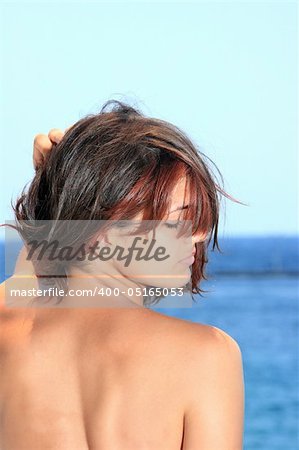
[14, 127, 68, 271]
[182, 326, 245, 450]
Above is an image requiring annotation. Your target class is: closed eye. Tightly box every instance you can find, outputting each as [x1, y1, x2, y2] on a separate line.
[165, 221, 180, 229]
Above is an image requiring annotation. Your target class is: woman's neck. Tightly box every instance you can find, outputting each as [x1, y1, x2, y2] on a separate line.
[63, 262, 146, 309]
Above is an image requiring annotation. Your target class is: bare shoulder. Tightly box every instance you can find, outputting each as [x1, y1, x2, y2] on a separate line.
[161, 317, 245, 449]
[148, 308, 241, 355]
[190, 321, 242, 355]
[174, 317, 243, 372]
[141, 310, 243, 388]
[154, 310, 242, 369]
[186, 321, 244, 383]
[0, 280, 36, 349]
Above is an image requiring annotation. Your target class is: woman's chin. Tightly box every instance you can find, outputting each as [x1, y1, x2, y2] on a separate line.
[150, 270, 191, 289]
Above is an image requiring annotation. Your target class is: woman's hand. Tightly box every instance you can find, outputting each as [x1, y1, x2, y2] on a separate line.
[33, 127, 70, 170]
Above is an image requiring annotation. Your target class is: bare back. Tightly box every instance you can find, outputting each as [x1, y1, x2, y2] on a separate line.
[0, 287, 244, 450]
[0, 299, 198, 449]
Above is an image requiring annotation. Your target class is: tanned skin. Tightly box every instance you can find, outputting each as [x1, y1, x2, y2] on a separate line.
[0, 129, 244, 450]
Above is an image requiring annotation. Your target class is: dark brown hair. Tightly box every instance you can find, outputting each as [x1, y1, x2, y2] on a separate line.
[13, 99, 244, 306]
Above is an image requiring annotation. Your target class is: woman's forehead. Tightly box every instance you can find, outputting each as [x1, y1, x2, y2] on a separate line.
[169, 176, 190, 209]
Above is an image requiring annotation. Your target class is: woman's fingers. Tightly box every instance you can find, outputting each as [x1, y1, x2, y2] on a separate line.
[48, 128, 65, 144]
[33, 134, 53, 170]
[33, 126, 71, 170]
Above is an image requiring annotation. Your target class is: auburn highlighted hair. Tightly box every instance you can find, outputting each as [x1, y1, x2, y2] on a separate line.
[13, 99, 244, 306]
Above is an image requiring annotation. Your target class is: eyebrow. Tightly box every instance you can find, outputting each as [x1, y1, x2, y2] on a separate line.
[169, 204, 189, 214]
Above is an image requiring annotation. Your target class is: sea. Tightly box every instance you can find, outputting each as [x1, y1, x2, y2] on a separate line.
[0, 235, 298, 450]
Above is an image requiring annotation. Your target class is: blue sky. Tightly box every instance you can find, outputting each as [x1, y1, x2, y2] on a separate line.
[0, 1, 297, 237]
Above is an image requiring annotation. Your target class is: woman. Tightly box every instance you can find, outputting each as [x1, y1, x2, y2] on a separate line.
[0, 100, 245, 449]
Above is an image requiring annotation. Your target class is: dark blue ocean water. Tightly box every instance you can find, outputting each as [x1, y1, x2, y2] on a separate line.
[0, 236, 298, 449]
